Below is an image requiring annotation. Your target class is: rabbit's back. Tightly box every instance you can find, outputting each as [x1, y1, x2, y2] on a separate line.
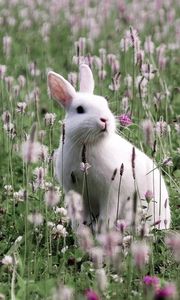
[55, 133, 170, 229]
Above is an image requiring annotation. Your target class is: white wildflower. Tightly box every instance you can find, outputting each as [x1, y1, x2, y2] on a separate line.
[2, 255, 13, 266]
[16, 102, 27, 114]
[4, 185, 13, 194]
[13, 189, 26, 202]
[44, 113, 56, 126]
[27, 213, 44, 226]
[53, 224, 67, 238]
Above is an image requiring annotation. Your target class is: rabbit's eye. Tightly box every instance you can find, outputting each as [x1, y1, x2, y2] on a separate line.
[76, 106, 85, 114]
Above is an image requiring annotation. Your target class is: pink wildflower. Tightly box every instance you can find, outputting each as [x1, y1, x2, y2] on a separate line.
[144, 36, 155, 54]
[2, 111, 11, 125]
[98, 231, 121, 258]
[3, 35, 12, 58]
[28, 62, 40, 77]
[143, 275, 159, 287]
[39, 144, 49, 162]
[21, 123, 42, 163]
[98, 69, 106, 81]
[85, 289, 100, 300]
[155, 283, 177, 300]
[162, 157, 173, 167]
[125, 27, 139, 48]
[155, 118, 168, 136]
[2, 255, 14, 266]
[44, 187, 60, 207]
[141, 63, 156, 80]
[5, 76, 14, 91]
[0, 65, 7, 79]
[65, 191, 84, 226]
[141, 119, 154, 148]
[33, 167, 47, 189]
[89, 247, 104, 269]
[145, 190, 154, 203]
[77, 225, 94, 252]
[18, 75, 26, 88]
[116, 219, 127, 234]
[21, 139, 41, 164]
[131, 241, 150, 269]
[119, 114, 132, 127]
[68, 72, 78, 88]
[107, 54, 120, 74]
[109, 72, 121, 91]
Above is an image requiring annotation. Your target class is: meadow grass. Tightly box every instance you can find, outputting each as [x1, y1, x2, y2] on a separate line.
[0, 1, 180, 299]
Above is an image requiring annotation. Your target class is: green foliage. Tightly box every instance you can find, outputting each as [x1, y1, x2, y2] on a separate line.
[0, 0, 180, 299]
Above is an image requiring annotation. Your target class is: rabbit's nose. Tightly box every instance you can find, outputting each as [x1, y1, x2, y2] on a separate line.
[100, 117, 108, 123]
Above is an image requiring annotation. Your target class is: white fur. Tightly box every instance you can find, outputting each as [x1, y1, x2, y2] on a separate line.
[48, 65, 171, 231]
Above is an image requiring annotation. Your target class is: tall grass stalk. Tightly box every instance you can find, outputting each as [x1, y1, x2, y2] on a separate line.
[116, 163, 124, 222]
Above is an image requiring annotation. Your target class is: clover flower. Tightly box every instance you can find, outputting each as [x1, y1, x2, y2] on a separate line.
[16, 102, 27, 114]
[2, 255, 13, 266]
[119, 114, 132, 127]
[143, 275, 159, 287]
[13, 189, 26, 202]
[52, 224, 67, 238]
[4, 185, 13, 195]
[27, 213, 44, 226]
[155, 283, 177, 300]
[85, 289, 100, 300]
[44, 112, 56, 126]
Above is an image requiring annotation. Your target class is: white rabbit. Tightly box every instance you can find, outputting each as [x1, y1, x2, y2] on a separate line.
[48, 64, 171, 231]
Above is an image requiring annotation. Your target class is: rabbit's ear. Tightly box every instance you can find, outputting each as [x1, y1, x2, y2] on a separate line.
[79, 64, 94, 94]
[48, 71, 76, 108]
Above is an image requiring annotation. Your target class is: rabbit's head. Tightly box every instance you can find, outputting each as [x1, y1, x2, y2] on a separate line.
[48, 64, 116, 144]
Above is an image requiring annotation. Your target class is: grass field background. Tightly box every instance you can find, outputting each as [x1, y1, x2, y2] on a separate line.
[0, 0, 180, 299]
